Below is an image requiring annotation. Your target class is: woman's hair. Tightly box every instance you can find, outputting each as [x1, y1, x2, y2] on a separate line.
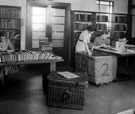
[87, 25, 94, 31]
[98, 30, 109, 36]
[0, 31, 6, 37]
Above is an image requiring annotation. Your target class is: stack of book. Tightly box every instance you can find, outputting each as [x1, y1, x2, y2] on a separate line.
[39, 40, 53, 51]
[115, 16, 127, 23]
[0, 50, 62, 63]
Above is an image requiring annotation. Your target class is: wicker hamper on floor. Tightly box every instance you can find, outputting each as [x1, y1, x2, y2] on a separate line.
[47, 72, 88, 109]
[75, 51, 117, 85]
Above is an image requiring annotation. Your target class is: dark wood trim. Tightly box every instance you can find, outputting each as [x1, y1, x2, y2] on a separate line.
[127, 0, 133, 39]
[64, 4, 71, 65]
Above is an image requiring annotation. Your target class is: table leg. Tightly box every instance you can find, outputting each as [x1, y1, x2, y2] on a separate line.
[42, 62, 56, 94]
[0, 67, 5, 91]
[50, 62, 56, 72]
[112, 56, 118, 81]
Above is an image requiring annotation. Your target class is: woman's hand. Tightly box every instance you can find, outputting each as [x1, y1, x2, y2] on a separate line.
[100, 43, 107, 47]
[88, 51, 92, 56]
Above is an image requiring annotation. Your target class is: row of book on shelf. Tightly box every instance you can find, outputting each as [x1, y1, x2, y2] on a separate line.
[96, 15, 108, 22]
[0, 50, 62, 63]
[3, 31, 20, 39]
[0, 19, 20, 29]
[74, 23, 88, 30]
[74, 14, 127, 23]
[114, 24, 127, 31]
[110, 32, 127, 38]
[74, 23, 127, 31]
[74, 31, 127, 40]
[74, 14, 94, 22]
[0, 8, 21, 18]
[74, 23, 107, 30]
[115, 16, 127, 23]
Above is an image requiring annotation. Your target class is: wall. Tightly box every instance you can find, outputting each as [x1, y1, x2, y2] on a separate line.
[0, 0, 21, 6]
[53, 0, 97, 11]
[114, 0, 128, 14]
[0, 0, 129, 49]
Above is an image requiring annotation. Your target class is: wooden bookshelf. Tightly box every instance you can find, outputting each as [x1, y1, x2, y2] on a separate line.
[71, 10, 96, 46]
[0, 6, 21, 50]
[96, 13, 109, 31]
[111, 14, 128, 40]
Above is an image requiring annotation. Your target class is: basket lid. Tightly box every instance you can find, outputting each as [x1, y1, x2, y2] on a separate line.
[48, 71, 88, 84]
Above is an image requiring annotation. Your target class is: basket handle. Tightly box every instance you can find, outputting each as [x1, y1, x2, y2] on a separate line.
[62, 90, 70, 103]
[81, 57, 87, 67]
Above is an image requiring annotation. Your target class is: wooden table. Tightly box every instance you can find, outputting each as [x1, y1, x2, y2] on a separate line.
[95, 48, 135, 80]
[0, 59, 64, 91]
[95, 48, 135, 56]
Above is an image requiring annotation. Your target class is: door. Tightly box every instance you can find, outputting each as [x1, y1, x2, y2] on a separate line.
[26, 1, 71, 65]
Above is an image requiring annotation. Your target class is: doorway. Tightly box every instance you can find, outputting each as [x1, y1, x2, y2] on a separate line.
[26, 1, 71, 65]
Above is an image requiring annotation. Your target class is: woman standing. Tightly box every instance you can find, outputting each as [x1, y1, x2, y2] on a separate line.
[75, 25, 94, 55]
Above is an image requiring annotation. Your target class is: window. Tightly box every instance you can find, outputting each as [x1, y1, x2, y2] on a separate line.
[97, 0, 114, 30]
[26, 1, 71, 65]
[32, 7, 47, 48]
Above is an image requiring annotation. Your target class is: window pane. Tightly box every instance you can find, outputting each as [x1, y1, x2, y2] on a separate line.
[97, 1, 99, 4]
[52, 32, 64, 40]
[32, 15, 46, 23]
[100, 5, 110, 12]
[32, 24, 46, 31]
[52, 25, 64, 32]
[52, 8, 65, 16]
[52, 17, 65, 24]
[32, 6, 47, 48]
[32, 7, 46, 16]
[32, 31, 46, 40]
[32, 40, 39, 48]
[100, 1, 109, 5]
[110, 2, 113, 6]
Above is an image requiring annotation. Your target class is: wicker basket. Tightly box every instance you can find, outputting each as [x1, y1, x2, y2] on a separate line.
[47, 72, 88, 109]
[75, 51, 117, 85]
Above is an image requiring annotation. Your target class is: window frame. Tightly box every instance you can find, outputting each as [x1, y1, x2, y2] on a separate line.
[96, 0, 114, 30]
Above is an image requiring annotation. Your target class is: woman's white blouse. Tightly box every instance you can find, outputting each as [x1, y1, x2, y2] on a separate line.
[75, 30, 92, 52]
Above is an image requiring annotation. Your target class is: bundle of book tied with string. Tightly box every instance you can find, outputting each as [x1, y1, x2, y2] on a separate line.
[39, 37, 53, 52]
[0, 50, 62, 63]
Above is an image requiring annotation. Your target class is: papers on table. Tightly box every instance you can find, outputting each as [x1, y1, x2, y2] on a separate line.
[117, 109, 135, 114]
[57, 71, 79, 79]
[100, 47, 120, 51]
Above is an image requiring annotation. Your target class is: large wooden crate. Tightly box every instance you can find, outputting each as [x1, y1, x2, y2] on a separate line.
[75, 51, 117, 85]
[75, 52, 89, 74]
[47, 72, 88, 109]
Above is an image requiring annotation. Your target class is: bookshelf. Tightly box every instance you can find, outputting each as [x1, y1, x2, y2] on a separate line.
[96, 13, 109, 31]
[110, 14, 128, 40]
[72, 11, 96, 46]
[72, 11, 128, 44]
[0, 6, 21, 50]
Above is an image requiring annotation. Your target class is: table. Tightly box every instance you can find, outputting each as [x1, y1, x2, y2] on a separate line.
[0, 59, 64, 91]
[95, 48, 135, 80]
[95, 48, 135, 56]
